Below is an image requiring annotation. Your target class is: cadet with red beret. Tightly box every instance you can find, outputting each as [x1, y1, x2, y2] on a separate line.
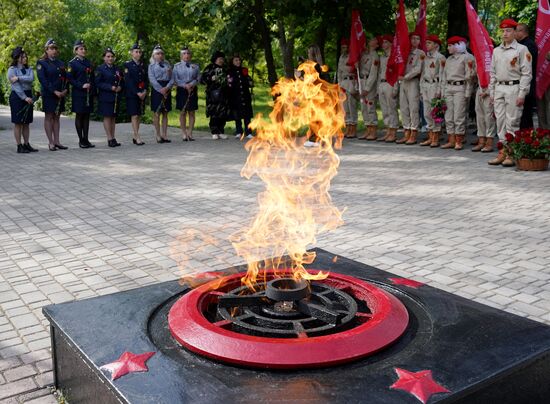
[338, 38, 359, 138]
[358, 37, 380, 140]
[377, 35, 399, 142]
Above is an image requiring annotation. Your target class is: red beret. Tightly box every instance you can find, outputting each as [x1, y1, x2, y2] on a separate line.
[409, 31, 421, 39]
[499, 18, 518, 29]
[379, 34, 394, 45]
[341, 38, 350, 46]
[447, 36, 466, 45]
[426, 34, 441, 45]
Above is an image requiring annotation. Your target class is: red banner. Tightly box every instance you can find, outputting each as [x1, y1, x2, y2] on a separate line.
[387, 0, 410, 87]
[348, 10, 366, 67]
[465, 0, 493, 88]
[415, 0, 427, 52]
[535, 0, 550, 99]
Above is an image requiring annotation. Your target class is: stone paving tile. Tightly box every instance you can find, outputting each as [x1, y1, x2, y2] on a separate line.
[0, 106, 549, 400]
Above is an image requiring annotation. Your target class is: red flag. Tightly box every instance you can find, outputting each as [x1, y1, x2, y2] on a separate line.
[387, 0, 410, 87]
[535, 0, 550, 99]
[348, 10, 366, 66]
[415, 0, 427, 52]
[465, 0, 493, 88]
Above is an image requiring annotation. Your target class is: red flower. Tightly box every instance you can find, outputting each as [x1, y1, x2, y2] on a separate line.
[514, 136, 521, 143]
[242, 67, 249, 76]
[505, 133, 514, 142]
[514, 130, 521, 136]
[497, 141, 503, 150]
[138, 81, 145, 89]
[533, 140, 540, 148]
[86, 67, 91, 74]
[524, 136, 533, 144]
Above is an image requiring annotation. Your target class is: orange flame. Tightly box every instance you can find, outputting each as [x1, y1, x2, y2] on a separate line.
[230, 61, 345, 289]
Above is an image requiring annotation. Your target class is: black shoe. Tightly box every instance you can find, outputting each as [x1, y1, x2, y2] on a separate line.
[156, 138, 163, 143]
[183, 137, 188, 142]
[24, 143, 38, 152]
[108, 139, 116, 147]
[133, 139, 145, 146]
[162, 138, 171, 143]
[17, 144, 30, 153]
[87, 142, 95, 148]
[189, 137, 195, 141]
[55, 144, 68, 150]
[79, 142, 90, 149]
[48, 145, 57, 151]
[113, 138, 121, 147]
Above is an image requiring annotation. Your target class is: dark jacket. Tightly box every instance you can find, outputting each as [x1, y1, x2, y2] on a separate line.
[228, 66, 253, 120]
[124, 59, 148, 98]
[94, 63, 123, 103]
[68, 57, 94, 99]
[518, 36, 538, 99]
[36, 58, 67, 98]
[200, 63, 230, 119]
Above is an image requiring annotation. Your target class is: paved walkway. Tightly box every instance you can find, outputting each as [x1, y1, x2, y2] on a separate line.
[0, 106, 549, 402]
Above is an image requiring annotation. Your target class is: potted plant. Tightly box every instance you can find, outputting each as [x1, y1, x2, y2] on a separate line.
[500, 128, 550, 171]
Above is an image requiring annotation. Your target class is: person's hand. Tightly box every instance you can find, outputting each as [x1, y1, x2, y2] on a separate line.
[138, 91, 146, 100]
[62, 90, 68, 97]
[10, 76, 19, 83]
[116, 86, 122, 93]
[480, 91, 488, 98]
[83, 83, 91, 89]
[398, 75, 404, 81]
[54, 90, 63, 98]
[111, 86, 117, 92]
[516, 97, 524, 107]
[160, 87, 168, 96]
[25, 97, 33, 104]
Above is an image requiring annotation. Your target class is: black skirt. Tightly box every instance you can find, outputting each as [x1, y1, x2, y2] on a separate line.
[71, 93, 94, 114]
[176, 87, 198, 111]
[42, 95, 65, 114]
[126, 96, 145, 116]
[151, 80, 172, 113]
[10, 90, 33, 124]
[97, 101, 117, 117]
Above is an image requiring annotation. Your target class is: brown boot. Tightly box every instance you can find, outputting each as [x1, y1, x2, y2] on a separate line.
[471, 137, 479, 146]
[348, 124, 357, 138]
[488, 149, 506, 165]
[406, 130, 418, 145]
[481, 137, 494, 153]
[344, 124, 350, 138]
[420, 131, 432, 146]
[377, 128, 388, 141]
[358, 128, 368, 140]
[430, 132, 441, 147]
[471, 136, 486, 152]
[367, 126, 378, 140]
[440, 134, 456, 149]
[385, 128, 397, 142]
[396, 129, 410, 144]
[454, 134, 465, 150]
[502, 153, 515, 167]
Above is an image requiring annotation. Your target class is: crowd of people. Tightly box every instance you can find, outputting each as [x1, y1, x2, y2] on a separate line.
[6, 40, 254, 153]
[336, 18, 544, 167]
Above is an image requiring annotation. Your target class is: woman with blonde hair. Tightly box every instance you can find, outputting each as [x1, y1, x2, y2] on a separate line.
[148, 45, 174, 143]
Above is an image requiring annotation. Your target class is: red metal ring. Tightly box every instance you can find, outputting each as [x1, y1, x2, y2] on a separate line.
[168, 271, 409, 369]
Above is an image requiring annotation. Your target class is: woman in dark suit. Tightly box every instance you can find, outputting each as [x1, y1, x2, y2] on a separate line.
[95, 47, 123, 147]
[36, 39, 68, 151]
[124, 43, 147, 145]
[68, 39, 95, 148]
[201, 51, 230, 140]
[228, 55, 253, 139]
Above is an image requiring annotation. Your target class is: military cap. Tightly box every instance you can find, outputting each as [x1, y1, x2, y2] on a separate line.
[409, 31, 422, 38]
[180, 46, 191, 53]
[130, 43, 141, 51]
[499, 18, 518, 29]
[73, 39, 85, 49]
[447, 36, 467, 45]
[340, 38, 350, 47]
[103, 47, 115, 56]
[379, 34, 394, 45]
[11, 46, 24, 59]
[45, 38, 57, 48]
[153, 44, 164, 52]
[426, 34, 441, 46]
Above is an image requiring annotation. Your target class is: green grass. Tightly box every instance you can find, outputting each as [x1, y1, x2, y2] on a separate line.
[143, 84, 275, 133]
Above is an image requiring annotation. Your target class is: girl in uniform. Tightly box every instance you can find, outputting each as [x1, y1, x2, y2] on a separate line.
[148, 45, 173, 143]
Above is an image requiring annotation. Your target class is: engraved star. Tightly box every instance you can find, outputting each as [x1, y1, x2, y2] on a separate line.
[388, 277, 425, 289]
[100, 351, 155, 380]
[390, 368, 450, 403]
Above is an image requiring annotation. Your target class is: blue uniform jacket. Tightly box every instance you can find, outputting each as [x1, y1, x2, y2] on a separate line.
[94, 63, 123, 103]
[68, 57, 94, 99]
[124, 60, 148, 99]
[36, 58, 67, 98]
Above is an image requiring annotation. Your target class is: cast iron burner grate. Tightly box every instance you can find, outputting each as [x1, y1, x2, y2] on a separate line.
[211, 278, 362, 338]
[169, 270, 409, 369]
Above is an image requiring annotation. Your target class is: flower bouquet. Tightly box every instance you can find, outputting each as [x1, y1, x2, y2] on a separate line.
[501, 128, 550, 171]
[430, 98, 447, 125]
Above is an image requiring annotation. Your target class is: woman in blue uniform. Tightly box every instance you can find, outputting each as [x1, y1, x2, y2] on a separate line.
[173, 46, 199, 141]
[36, 39, 68, 151]
[68, 39, 95, 149]
[7, 47, 38, 153]
[95, 47, 123, 147]
[148, 45, 173, 143]
[124, 43, 147, 145]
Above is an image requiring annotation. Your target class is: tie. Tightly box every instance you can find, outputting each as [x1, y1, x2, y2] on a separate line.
[159, 62, 165, 68]
[21, 68, 27, 74]
[186, 63, 190, 68]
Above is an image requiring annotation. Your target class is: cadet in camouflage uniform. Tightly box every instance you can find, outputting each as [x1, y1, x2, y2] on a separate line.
[338, 38, 359, 138]
[396, 32, 425, 145]
[377, 35, 399, 142]
[358, 37, 380, 140]
[419, 34, 445, 147]
[488, 19, 533, 167]
[440, 36, 475, 150]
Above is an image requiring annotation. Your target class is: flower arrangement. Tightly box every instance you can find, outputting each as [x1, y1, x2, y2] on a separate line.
[212, 67, 228, 86]
[501, 128, 550, 161]
[430, 98, 447, 124]
[85, 67, 92, 107]
[113, 70, 122, 113]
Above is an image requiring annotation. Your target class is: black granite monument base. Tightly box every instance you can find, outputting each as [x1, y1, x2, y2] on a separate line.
[43, 249, 550, 403]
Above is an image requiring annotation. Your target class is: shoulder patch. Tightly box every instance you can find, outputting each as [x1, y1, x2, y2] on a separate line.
[67, 66, 72, 73]
[467, 60, 473, 69]
[37, 64, 42, 70]
[441, 60, 446, 67]
[420, 54, 425, 61]
[526, 52, 532, 62]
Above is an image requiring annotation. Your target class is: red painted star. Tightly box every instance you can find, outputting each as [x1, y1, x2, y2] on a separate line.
[100, 351, 155, 380]
[389, 277, 425, 289]
[390, 368, 450, 403]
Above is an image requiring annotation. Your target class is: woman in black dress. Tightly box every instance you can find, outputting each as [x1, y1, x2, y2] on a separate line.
[95, 47, 123, 147]
[7, 47, 37, 153]
[228, 55, 253, 139]
[201, 51, 230, 140]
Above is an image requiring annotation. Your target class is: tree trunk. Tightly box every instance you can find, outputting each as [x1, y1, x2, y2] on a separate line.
[277, 17, 295, 79]
[315, 23, 328, 63]
[447, 0, 478, 37]
[253, 0, 278, 87]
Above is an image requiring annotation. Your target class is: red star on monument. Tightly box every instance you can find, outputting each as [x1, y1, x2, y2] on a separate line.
[388, 277, 425, 289]
[100, 351, 155, 380]
[390, 367, 450, 403]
